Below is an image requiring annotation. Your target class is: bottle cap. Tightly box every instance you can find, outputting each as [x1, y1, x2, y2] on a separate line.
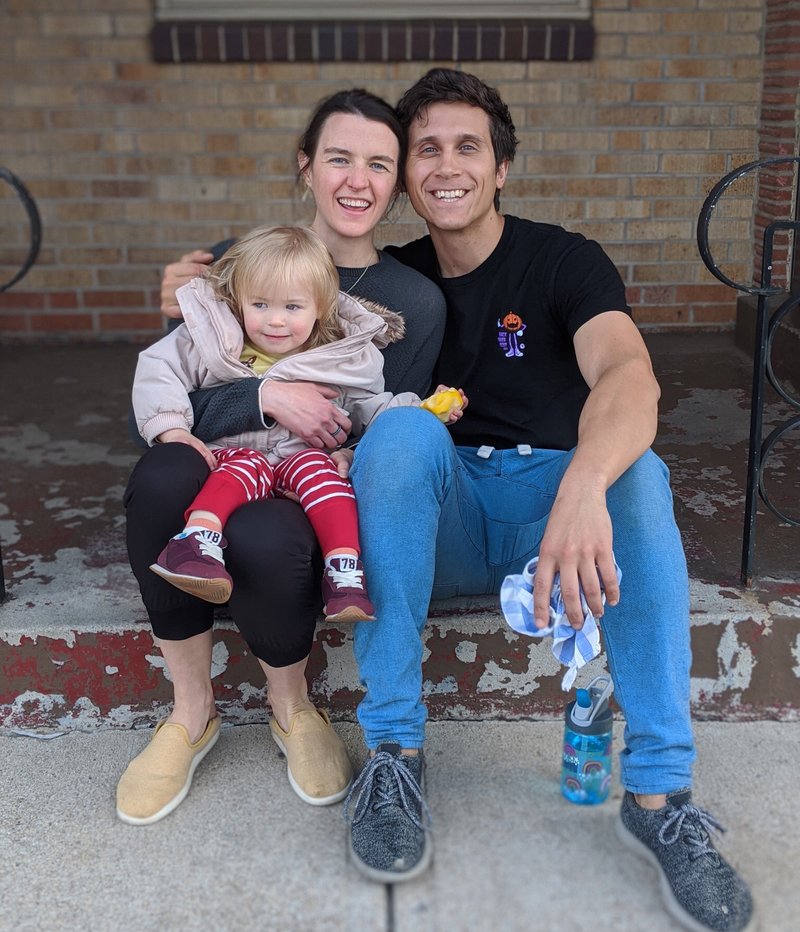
[570, 674, 613, 726]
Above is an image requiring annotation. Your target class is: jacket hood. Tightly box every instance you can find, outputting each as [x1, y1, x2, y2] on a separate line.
[336, 291, 406, 346]
[176, 278, 406, 358]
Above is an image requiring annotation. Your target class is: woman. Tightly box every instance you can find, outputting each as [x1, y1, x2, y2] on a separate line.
[118, 90, 446, 825]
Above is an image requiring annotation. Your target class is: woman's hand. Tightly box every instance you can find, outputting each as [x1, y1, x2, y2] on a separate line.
[260, 380, 352, 449]
[157, 428, 217, 471]
[160, 250, 214, 319]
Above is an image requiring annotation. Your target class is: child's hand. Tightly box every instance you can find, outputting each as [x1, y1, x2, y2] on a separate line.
[156, 428, 218, 471]
[420, 386, 468, 424]
[443, 387, 468, 424]
[331, 447, 355, 479]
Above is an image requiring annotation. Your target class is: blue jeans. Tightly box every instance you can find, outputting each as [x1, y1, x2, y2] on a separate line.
[350, 408, 695, 794]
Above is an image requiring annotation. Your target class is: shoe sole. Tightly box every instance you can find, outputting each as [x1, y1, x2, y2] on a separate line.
[348, 833, 433, 884]
[323, 606, 376, 623]
[116, 728, 220, 826]
[270, 728, 353, 807]
[615, 815, 758, 932]
[149, 563, 232, 604]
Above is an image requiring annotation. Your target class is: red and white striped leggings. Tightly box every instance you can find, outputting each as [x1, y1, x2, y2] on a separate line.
[186, 447, 359, 556]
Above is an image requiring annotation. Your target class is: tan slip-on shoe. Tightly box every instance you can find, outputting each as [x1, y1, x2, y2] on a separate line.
[270, 708, 353, 806]
[116, 716, 220, 825]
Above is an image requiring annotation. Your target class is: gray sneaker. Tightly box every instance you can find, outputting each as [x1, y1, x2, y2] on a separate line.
[617, 790, 755, 931]
[344, 743, 432, 883]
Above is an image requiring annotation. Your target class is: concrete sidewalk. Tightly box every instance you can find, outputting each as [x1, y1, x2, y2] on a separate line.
[3, 720, 798, 932]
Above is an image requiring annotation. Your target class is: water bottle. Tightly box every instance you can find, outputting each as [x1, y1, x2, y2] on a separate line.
[561, 674, 614, 805]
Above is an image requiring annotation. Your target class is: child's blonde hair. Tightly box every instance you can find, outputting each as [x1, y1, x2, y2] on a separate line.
[209, 226, 343, 348]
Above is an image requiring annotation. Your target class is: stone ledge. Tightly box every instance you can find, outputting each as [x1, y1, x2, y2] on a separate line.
[3, 583, 799, 732]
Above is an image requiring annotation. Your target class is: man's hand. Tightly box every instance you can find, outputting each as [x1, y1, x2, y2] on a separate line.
[157, 428, 217, 471]
[160, 250, 214, 319]
[260, 380, 352, 450]
[533, 481, 620, 631]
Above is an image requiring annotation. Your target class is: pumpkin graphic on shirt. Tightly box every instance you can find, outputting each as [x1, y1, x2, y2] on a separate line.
[497, 311, 526, 358]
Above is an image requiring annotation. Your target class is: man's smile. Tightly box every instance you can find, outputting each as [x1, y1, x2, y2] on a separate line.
[432, 189, 467, 201]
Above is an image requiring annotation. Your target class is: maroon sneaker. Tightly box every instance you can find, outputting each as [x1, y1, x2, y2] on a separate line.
[322, 555, 375, 622]
[150, 528, 232, 604]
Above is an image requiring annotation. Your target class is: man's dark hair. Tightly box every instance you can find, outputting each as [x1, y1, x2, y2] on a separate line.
[397, 67, 518, 167]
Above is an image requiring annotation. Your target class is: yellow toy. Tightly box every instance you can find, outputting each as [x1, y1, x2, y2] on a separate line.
[420, 387, 464, 422]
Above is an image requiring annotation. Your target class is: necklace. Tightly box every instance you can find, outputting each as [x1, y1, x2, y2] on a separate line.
[344, 264, 369, 295]
[342, 252, 377, 295]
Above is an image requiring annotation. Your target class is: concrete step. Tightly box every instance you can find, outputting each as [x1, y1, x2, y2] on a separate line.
[2, 564, 799, 730]
[2, 337, 799, 731]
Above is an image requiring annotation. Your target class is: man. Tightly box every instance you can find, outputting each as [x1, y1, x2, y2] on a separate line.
[340, 69, 752, 931]
[161, 69, 753, 932]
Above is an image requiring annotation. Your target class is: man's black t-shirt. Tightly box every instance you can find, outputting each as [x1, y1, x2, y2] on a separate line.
[386, 216, 631, 451]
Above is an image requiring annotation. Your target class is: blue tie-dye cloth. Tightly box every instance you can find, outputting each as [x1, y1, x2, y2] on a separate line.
[499, 556, 621, 690]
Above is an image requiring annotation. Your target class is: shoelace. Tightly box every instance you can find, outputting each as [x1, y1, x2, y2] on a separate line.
[327, 564, 365, 591]
[186, 530, 224, 562]
[659, 802, 725, 863]
[343, 750, 432, 830]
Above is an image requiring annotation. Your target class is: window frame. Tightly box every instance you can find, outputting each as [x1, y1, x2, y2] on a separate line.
[155, 1, 592, 22]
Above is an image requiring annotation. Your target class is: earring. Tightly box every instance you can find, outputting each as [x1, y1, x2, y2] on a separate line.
[297, 164, 313, 203]
[300, 174, 316, 204]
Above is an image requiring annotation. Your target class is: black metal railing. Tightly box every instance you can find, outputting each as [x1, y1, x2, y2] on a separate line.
[697, 155, 800, 586]
[1, 167, 42, 602]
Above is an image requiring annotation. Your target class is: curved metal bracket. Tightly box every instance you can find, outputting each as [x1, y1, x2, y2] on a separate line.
[765, 292, 800, 411]
[0, 166, 42, 293]
[697, 155, 800, 296]
[759, 414, 800, 527]
[758, 292, 800, 526]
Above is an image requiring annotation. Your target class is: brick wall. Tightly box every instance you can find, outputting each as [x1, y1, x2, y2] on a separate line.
[751, 0, 799, 289]
[0, 0, 766, 339]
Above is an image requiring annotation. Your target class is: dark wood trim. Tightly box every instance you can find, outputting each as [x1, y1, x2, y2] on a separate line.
[151, 19, 594, 63]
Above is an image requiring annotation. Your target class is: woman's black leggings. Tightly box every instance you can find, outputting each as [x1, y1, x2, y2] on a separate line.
[124, 443, 323, 666]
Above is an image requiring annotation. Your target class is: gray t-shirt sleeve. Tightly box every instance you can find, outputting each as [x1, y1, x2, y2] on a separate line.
[189, 380, 269, 442]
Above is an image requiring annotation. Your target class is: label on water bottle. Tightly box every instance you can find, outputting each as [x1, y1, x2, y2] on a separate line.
[561, 728, 612, 805]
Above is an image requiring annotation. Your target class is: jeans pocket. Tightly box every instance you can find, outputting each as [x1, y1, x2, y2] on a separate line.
[430, 581, 463, 600]
[459, 495, 550, 569]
